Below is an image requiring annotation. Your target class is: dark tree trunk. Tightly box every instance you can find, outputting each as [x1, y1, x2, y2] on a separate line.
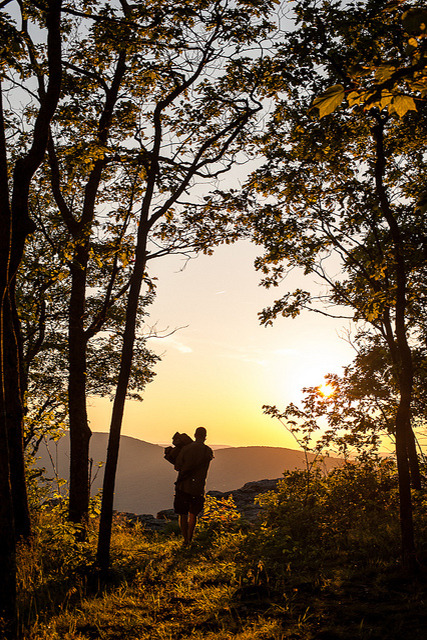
[0, 421, 17, 639]
[0, 234, 18, 638]
[97, 229, 149, 572]
[68, 249, 91, 526]
[395, 412, 417, 570]
[0, 1, 63, 634]
[404, 416, 421, 490]
[7, 295, 31, 539]
[373, 116, 419, 569]
[47, 53, 127, 529]
[97, 82, 160, 572]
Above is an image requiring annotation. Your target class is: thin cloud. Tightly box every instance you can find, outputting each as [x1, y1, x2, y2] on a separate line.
[150, 336, 193, 354]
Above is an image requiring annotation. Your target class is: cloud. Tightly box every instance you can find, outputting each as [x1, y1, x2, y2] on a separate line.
[150, 336, 193, 354]
[173, 340, 193, 354]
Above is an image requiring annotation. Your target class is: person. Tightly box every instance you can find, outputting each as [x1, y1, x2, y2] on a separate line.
[173, 426, 213, 546]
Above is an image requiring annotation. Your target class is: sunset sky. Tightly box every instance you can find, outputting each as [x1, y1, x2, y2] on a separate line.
[88, 239, 356, 449]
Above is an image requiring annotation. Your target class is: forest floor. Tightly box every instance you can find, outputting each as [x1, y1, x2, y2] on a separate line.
[17, 515, 427, 640]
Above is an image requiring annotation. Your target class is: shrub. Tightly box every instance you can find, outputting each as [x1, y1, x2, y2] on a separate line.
[251, 459, 402, 574]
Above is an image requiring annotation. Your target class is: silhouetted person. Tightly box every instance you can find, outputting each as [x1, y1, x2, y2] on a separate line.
[173, 426, 213, 545]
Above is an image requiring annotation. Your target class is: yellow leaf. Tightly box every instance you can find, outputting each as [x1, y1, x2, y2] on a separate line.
[379, 91, 393, 110]
[375, 65, 396, 83]
[311, 84, 345, 118]
[389, 95, 417, 118]
[347, 91, 363, 107]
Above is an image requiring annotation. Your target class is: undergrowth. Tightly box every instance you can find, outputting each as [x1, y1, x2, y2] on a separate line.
[16, 460, 427, 639]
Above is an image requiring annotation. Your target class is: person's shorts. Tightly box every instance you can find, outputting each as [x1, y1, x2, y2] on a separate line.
[174, 489, 204, 516]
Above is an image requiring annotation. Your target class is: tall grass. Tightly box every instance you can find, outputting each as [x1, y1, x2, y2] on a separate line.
[17, 460, 427, 639]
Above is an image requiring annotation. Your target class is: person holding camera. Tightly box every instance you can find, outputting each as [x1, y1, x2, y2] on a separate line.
[165, 427, 213, 546]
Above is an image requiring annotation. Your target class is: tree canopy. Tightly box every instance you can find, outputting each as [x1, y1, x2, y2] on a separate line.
[233, 0, 427, 567]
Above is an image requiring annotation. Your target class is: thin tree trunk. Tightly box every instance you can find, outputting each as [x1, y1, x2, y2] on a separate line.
[405, 420, 421, 490]
[46, 53, 127, 528]
[373, 116, 419, 568]
[6, 294, 31, 539]
[395, 411, 417, 570]
[0, 2, 63, 633]
[0, 79, 20, 638]
[0, 257, 18, 639]
[68, 250, 91, 526]
[0, 421, 17, 639]
[97, 229, 149, 572]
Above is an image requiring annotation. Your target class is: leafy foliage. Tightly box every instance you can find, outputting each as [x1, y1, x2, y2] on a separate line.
[13, 0, 278, 455]
[264, 331, 427, 461]
[312, 2, 427, 119]
[199, 494, 243, 535]
[233, 0, 427, 565]
[16, 459, 427, 639]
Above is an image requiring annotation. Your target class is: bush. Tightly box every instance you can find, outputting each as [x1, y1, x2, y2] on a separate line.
[251, 459, 402, 574]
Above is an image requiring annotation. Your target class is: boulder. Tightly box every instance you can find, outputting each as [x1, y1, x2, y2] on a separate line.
[117, 478, 281, 531]
[207, 478, 280, 522]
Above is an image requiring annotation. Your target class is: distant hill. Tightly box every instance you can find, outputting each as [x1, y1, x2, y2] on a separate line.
[35, 433, 340, 515]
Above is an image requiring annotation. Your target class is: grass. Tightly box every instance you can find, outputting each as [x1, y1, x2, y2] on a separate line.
[16, 467, 427, 639]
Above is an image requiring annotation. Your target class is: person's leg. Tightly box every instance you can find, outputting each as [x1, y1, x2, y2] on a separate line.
[179, 514, 189, 543]
[187, 513, 197, 543]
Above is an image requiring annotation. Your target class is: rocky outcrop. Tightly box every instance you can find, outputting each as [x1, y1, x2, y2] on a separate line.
[119, 478, 281, 531]
[207, 478, 280, 522]
[115, 512, 175, 531]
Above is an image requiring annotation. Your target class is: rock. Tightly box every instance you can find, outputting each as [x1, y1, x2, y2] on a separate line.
[116, 478, 281, 530]
[156, 508, 179, 521]
[207, 478, 280, 522]
[115, 511, 171, 532]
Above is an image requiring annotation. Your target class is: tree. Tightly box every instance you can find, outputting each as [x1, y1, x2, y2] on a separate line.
[95, 0, 277, 571]
[17, 0, 186, 528]
[238, 0, 426, 568]
[264, 335, 427, 464]
[43, 8, 152, 525]
[15, 0, 273, 536]
[0, 0, 63, 633]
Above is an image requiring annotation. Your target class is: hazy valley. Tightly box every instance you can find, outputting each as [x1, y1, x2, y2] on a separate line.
[36, 432, 338, 515]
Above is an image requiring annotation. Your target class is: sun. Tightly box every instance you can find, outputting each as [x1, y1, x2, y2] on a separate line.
[318, 383, 334, 398]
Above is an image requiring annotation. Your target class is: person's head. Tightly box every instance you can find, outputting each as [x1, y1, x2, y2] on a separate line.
[194, 426, 207, 442]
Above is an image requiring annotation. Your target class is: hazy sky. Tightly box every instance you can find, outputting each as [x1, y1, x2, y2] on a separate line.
[88, 240, 356, 448]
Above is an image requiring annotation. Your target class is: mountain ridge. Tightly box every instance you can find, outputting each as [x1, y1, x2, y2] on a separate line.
[36, 432, 340, 515]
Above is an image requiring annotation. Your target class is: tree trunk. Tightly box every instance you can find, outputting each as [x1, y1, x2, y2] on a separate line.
[373, 117, 419, 566]
[6, 294, 31, 539]
[68, 250, 91, 526]
[0, 2, 63, 632]
[395, 411, 417, 571]
[0, 286, 18, 638]
[406, 423, 421, 490]
[97, 225, 150, 572]
[0, 423, 17, 639]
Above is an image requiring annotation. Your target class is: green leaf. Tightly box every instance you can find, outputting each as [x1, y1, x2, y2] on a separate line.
[311, 84, 345, 118]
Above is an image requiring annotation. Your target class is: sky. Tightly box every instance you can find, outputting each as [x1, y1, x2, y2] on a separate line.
[87, 239, 356, 449]
[4, 0, 357, 451]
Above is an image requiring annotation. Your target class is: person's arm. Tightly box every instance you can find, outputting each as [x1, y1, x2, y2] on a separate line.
[174, 447, 186, 471]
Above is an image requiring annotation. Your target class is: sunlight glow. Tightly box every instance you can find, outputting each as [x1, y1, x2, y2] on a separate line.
[318, 383, 335, 398]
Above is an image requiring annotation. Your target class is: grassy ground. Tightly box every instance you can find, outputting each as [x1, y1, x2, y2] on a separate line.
[16, 510, 427, 640]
